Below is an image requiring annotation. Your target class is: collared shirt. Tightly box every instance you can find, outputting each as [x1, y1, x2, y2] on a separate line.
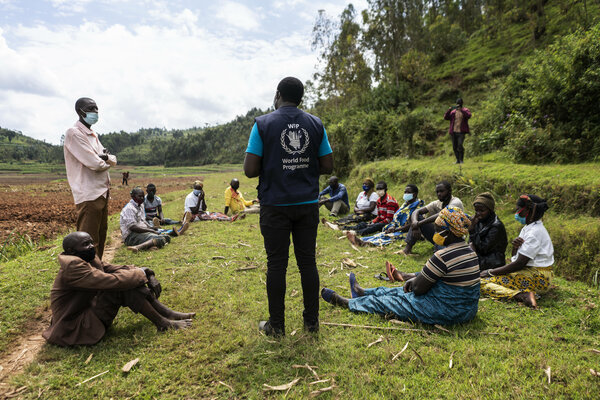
[120, 199, 149, 240]
[356, 191, 379, 216]
[319, 183, 350, 207]
[224, 187, 252, 213]
[510, 220, 554, 267]
[373, 193, 399, 223]
[144, 195, 162, 218]
[64, 121, 117, 204]
[184, 191, 205, 213]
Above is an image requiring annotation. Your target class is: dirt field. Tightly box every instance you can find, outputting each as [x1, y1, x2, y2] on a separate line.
[0, 172, 199, 244]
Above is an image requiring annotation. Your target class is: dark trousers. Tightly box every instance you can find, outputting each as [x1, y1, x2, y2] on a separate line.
[452, 132, 466, 163]
[75, 195, 109, 259]
[347, 222, 387, 236]
[92, 286, 152, 328]
[405, 214, 436, 246]
[260, 204, 320, 330]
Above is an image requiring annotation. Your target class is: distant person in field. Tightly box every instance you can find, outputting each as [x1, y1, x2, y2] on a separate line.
[144, 183, 181, 227]
[42, 231, 194, 346]
[122, 171, 129, 186]
[345, 181, 399, 244]
[318, 176, 349, 217]
[121, 187, 188, 253]
[322, 207, 480, 326]
[223, 178, 260, 216]
[329, 178, 378, 227]
[183, 181, 240, 223]
[63, 97, 116, 260]
[444, 98, 471, 164]
[244, 76, 333, 336]
[399, 181, 464, 256]
[468, 193, 508, 271]
[347, 184, 424, 247]
[480, 194, 553, 309]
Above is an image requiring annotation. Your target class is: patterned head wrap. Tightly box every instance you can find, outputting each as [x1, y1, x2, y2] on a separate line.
[193, 180, 204, 188]
[434, 206, 471, 237]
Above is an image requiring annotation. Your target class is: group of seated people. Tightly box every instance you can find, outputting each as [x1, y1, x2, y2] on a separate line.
[321, 177, 555, 325]
[120, 179, 260, 252]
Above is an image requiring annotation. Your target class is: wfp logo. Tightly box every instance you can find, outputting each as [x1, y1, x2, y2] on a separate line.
[280, 124, 310, 155]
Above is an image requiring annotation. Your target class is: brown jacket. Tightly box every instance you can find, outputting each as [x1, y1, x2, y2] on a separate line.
[42, 254, 147, 346]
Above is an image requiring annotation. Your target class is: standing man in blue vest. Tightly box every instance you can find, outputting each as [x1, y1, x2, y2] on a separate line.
[244, 77, 334, 337]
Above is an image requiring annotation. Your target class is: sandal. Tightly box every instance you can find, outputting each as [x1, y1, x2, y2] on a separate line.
[374, 272, 390, 281]
[385, 261, 397, 282]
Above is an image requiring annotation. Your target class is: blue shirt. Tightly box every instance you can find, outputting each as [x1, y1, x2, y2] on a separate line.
[246, 121, 333, 206]
[319, 183, 349, 207]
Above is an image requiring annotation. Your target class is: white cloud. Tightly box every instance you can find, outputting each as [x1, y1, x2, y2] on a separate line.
[214, 1, 262, 31]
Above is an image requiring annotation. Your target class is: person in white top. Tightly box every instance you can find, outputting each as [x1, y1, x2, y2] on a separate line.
[480, 194, 554, 309]
[331, 178, 378, 227]
[64, 98, 116, 259]
[399, 181, 464, 255]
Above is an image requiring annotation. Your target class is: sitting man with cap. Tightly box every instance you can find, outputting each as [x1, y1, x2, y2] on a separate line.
[224, 178, 260, 216]
[183, 180, 241, 223]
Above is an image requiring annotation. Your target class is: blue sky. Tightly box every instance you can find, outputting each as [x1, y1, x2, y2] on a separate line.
[0, 0, 366, 143]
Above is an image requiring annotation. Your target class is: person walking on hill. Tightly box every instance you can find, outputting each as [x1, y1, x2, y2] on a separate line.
[63, 97, 116, 259]
[444, 98, 471, 164]
[244, 77, 333, 336]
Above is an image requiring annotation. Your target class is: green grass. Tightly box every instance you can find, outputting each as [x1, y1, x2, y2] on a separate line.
[1, 168, 599, 398]
[0, 162, 65, 175]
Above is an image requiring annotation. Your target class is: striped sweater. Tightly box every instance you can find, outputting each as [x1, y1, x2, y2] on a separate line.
[422, 242, 480, 287]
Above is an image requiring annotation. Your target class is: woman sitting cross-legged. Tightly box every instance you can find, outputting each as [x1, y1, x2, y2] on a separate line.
[321, 207, 480, 325]
[479, 194, 554, 309]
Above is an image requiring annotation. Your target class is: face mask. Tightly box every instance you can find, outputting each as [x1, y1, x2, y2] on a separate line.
[193, 189, 202, 196]
[433, 231, 447, 246]
[514, 213, 527, 225]
[82, 111, 99, 125]
[403, 193, 413, 202]
[76, 247, 96, 263]
[376, 189, 386, 197]
[362, 185, 370, 192]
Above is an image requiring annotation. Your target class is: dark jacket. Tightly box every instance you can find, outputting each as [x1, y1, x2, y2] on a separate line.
[469, 214, 508, 270]
[43, 254, 147, 346]
[444, 107, 471, 134]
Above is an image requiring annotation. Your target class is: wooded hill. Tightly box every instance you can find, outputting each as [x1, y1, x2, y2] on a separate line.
[0, 127, 62, 163]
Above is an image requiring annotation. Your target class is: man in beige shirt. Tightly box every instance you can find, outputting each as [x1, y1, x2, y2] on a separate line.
[64, 97, 116, 259]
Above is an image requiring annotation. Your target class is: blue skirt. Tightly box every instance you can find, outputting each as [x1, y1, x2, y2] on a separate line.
[348, 281, 480, 325]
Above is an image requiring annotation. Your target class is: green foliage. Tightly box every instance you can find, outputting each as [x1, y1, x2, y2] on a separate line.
[0, 232, 37, 262]
[474, 23, 600, 163]
[0, 127, 63, 163]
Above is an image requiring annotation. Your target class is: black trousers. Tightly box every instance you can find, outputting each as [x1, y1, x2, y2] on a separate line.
[452, 132, 466, 163]
[259, 204, 320, 330]
[91, 286, 152, 328]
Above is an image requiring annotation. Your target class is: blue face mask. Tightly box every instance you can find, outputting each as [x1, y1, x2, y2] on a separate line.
[193, 189, 202, 196]
[82, 112, 99, 125]
[403, 193, 414, 202]
[362, 184, 370, 192]
[514, 213, 527, 225]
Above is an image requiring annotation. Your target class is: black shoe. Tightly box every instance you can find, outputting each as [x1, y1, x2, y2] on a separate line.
[304, 320, 319, 333]
[258, 320, 284, 337]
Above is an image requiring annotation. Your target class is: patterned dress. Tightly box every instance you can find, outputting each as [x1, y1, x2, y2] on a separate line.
[360, 199, 424, 246]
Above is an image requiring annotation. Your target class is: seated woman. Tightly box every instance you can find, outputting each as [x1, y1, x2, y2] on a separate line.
[321, 207, 480, 325]
[468, 192, 507, 271]
[330, 178, 378, 226]
[349, 184, 424, 247]
[479, 194, 553, 309]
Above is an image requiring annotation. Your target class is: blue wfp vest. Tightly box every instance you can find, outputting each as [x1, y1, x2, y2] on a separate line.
[255, 106, 324, 206]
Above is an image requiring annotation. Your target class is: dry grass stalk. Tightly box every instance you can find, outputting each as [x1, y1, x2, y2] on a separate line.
[449, 351, 455, 369]
[341, 258, 357, 268]
[263, 377, 300, 391]
[84, 353, 93, 365]
[411, 348, 425, 365]
[75, 370, 109, 386]
[238, 242, 251, 247]
[310, 384, 336, 397]
[218, 381, 234, 391]
[322, 321, 427, 333]
[544, 366, 551, 384]
[211, 256, 225, 260]
[121, 358, 139, 373]
[309, 379, 331, 385]
[392, 342, 410, 361]
[434, 324, 451, 333]
[367, 335, 385, 348]
[585, 349, 600, 354]
[590, 369, 600, 377]
[305, 363, 320, 380]
[235, 266, 258, 272]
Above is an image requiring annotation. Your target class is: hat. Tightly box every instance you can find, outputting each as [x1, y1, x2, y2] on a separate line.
[473, 192, 495, 212]
[193, 180, 204, 188]
[435, 206, 471, 237]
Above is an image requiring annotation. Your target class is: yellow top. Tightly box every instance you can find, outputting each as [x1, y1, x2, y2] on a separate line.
[224, 186, 253, 213]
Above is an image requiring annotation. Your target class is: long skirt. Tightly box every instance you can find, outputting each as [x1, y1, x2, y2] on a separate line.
[348, 281, 480, 325]
[480, 266, 552, 299]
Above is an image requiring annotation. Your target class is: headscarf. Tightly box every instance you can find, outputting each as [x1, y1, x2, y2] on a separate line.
[193, 180, 204, 188]
[473, 192, 495, 212]
[435, 206, 471, 237]
[516, 194, 549, 222]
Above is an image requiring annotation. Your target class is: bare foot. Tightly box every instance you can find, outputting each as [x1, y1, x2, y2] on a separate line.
[127, 246, 140, 253]
[168, 311, 196, 320]
[157, 319, 193, 332]
[514, 292, 538, 309]
[394, 249, 417, 257]
[346, 231, 364, 247]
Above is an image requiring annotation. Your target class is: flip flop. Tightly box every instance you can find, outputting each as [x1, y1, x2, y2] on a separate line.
[374, 272, 390, 281]
[385, 261, 397, 282]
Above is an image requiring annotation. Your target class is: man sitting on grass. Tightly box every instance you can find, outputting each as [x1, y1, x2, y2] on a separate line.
[183, 180, 241, 223]
[224, 178, 260, 216]
[318, 176, 349, 217]
[42, 231, 194, 346]
[144, 183, 181, 227]
[121, 187, 189, 253]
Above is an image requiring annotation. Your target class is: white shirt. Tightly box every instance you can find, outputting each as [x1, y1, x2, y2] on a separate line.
[425, 196, 464, 214]
[64, 121, 117, 204]
[511, 220, 554, 267]
[355, 191, 379, 216]
[184, 191, 205, 213]
[120, 199, 149, 241]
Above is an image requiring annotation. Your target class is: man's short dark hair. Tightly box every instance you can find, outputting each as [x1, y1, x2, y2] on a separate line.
[376, 181, 387, 190]
[456, 98, 463, 106]
[146, 183, 156, 190]
[406, 184, 418, 195]
[130, 186, 144, 196]
[277, 77, 304, 105]
[437, 180, 452, 191]
[75, 97, 94, 112]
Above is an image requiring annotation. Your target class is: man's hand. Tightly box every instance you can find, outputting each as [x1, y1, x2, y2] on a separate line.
[141, 267, 155, 278]
[318, 198, 329, 206]
[512, 237, 524, 251]
[147, 275, 162, 299]
[403, 278, 416, 293]
[410, 223, 421, 240]
[99, 154, 109, 161]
